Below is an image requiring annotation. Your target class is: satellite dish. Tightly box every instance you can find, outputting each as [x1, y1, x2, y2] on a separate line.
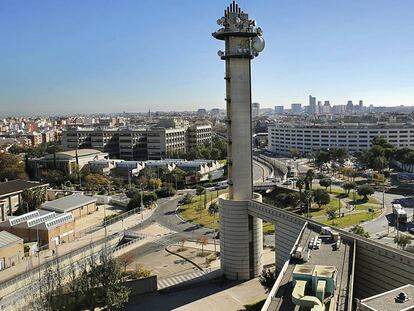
[252, 36, 265, 52]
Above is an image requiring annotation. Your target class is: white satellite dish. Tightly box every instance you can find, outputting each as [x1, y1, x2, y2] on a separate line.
[252, 36, 265, 53]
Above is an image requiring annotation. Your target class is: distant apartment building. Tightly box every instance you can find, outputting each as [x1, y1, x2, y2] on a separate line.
[147, 127, 186, 159]
[61, 124, 212, 160]
[274, 106, 284, 114]
[252, 102, 260, 118]
[268, 122, 414, 155]
[186, 124, 212, 149]
[291, 103, 302, 114]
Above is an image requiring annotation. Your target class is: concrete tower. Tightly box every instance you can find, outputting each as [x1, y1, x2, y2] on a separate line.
[213, 1, 265, 280]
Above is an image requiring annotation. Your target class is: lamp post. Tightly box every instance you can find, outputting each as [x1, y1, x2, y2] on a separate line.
[140, 183, 144, 223]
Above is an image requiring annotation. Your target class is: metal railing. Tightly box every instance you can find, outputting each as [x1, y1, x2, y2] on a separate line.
[0, 233, 149, 310]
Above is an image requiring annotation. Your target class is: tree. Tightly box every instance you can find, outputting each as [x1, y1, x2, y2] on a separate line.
[196, 236, 208, 256]
[127, 196, 141, 210]
[296, 178, 305, 195]
[126, 187, 140, 199]
[208, 202, 219, 217]
[143, 192, 157, 206]
[314, 150, 331, 171]
[259, 269, 276, 293]
[351, 225, 370, 238]
[196, 186, 205, 196]
[96, 253, 130, 311]
[319, 178, 332, 192]
[21, 187, 46, 213]
[313, 189, 330, 209]
[357, 184, 374, 201]
[148, 178, 162, 190]
[305, 169, 315, 190]
[41, 170, 65, 187]
[342, 182, 356, 195]
[394, 234, 411, 250]
[84, 174, 111, 191]
[118, 254, 134, 272]
[0, 152, 27, 181]
[183, 193, 194, 205]
[325, 207, 337, 224]
[289, 148, 300, 159]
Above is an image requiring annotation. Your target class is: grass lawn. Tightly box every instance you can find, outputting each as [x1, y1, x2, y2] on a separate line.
[178, 190, 227, 229]
[263, 222, 275, 234]
[179, 191, 277, 233]
[322, 210, 381, 228]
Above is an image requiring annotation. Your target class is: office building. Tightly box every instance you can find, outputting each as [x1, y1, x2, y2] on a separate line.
[309, 95, 317, 114]
[186, 124, 212, 148]
[268, 122, 414, 155]
[274, 106, 284, 114]
[0, 231, 24, 270]
[291, 103, 302, 114]
[252, 102, 260, 118]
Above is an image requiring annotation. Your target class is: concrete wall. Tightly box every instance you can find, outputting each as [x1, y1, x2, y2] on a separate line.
[126, 276, 157, 296]
[0, 242, 24, 270]
[353, 239, 414, 299]
[249, 200, 414, 301]
[247, 200, 306, 271]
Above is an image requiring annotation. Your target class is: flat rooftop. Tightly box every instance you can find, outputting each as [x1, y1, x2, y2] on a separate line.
[42, 194, 96, 213]
[269, 227, 352, 311]
[359, 284, 414, 311]
[0, 180, 48, 197]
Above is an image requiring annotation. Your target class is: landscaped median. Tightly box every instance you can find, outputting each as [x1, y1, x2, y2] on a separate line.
[177, 190, 276, 234]
[311, 185, 382, 228]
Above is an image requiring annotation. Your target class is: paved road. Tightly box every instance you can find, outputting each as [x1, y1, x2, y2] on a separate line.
[362, 191, 414, 236]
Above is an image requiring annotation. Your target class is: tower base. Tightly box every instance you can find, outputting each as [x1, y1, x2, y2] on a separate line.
[219, 194, 263, 280]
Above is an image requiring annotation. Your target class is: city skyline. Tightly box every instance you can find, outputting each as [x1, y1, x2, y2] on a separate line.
[1, 0, 414, 115]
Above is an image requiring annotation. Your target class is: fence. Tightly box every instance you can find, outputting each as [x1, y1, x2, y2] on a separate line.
[0, 233, 149, 310]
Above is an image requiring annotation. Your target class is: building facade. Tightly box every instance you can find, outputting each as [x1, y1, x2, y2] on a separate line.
[62, 125, 212, 160]
[268, 123, 414, 155]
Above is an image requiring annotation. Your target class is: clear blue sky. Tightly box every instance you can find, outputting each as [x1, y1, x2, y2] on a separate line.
[1, 0, 413, 116]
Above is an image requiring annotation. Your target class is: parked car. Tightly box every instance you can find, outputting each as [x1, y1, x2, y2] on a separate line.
[408, 228, 414, 235]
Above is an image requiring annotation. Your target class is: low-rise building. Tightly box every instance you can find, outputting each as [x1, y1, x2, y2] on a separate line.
[0, 180, 49, 221]
[0, 231, 24, 270]
[0, 210, 74, 248]
[41, 194, 97, 219]
[28, 149, 108, 178]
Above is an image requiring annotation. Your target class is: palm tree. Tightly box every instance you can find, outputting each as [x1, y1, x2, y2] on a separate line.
[305, 169, 315, 190]
[296, 178, 305, 195]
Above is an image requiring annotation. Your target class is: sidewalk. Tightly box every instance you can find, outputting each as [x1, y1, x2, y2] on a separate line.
[0, 207, 154, 283]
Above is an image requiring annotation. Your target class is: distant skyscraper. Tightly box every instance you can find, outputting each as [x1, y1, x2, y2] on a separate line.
[274, 106, 284, 114]
[317, 101, 323, 114]
[211, 108, 220, 116]
[291, 103, 302, 114]
[346, 100, 354, 112]
[197, 108, 207, 115]
[252, 102, 260, 118]
[359, 100, 364, 111]
[309, 95, 316, 114]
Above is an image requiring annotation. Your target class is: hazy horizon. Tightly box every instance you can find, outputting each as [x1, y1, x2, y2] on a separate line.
[1, 0, 414, 115]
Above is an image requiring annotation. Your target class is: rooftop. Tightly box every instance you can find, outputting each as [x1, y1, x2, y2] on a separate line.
[359, 284, 414, 311]
[0, 180, 48, 197]
[0, 231, 23, 249]
[42, 194, 96, 213]
[269, 227, 352, 311]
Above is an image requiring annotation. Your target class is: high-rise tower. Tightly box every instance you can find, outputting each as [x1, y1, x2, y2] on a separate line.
[213, 1, 265, 280]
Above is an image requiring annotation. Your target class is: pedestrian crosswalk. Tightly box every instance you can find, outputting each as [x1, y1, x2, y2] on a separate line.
[157, 269, 209, 290]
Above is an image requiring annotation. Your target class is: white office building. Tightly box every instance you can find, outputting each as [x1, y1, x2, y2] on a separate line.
[268, 123, 414, 155]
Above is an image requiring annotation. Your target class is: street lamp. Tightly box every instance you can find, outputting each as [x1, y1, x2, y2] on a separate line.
[140, 183, 144, 223]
